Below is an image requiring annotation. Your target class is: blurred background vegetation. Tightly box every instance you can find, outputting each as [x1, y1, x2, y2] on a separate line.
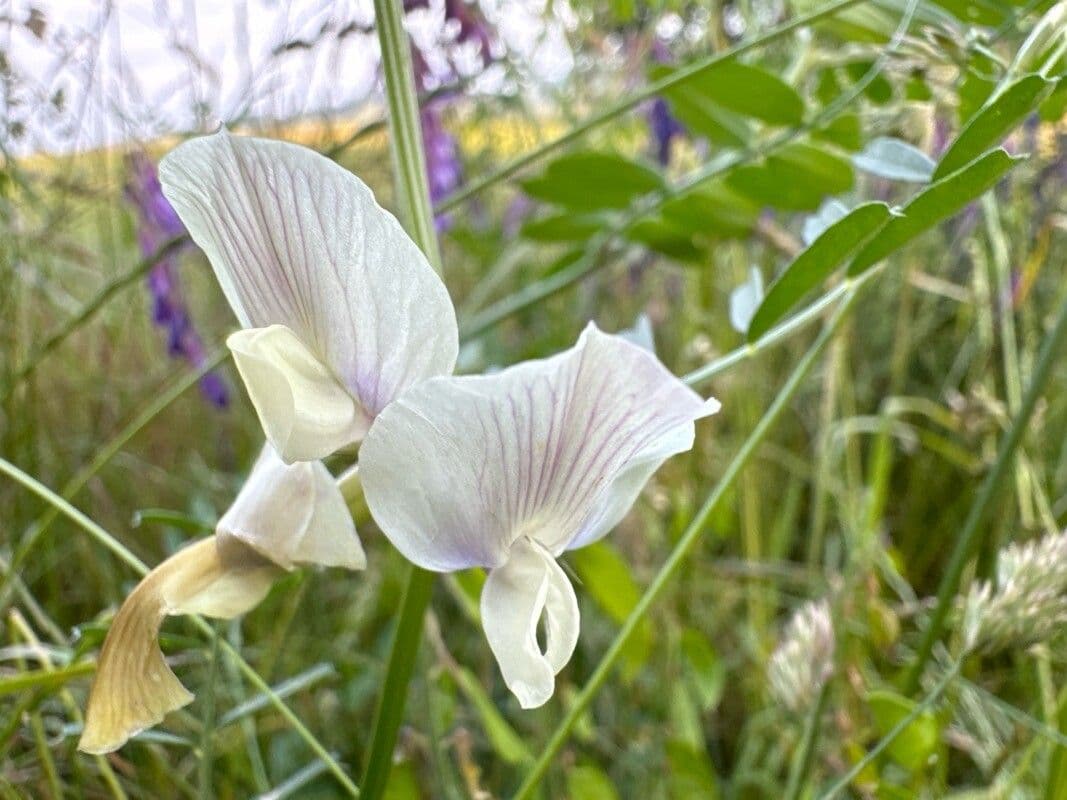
[4, 0, 1067, 797]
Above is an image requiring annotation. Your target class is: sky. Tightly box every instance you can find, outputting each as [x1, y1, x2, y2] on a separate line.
[3, 0, 575, 154]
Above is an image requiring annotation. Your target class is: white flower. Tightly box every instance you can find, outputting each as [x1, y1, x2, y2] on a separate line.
[159, 130, 458, 463]
[79, 445, 361, 754]
[359, 323, 720, 707]
[767, 600, 835, 713]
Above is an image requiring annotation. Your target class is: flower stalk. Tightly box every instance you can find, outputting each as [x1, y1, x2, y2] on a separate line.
[361, 0, 445, 796]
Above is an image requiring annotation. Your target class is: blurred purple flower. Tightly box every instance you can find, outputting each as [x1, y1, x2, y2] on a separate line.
[421, 104, 464, 231]
[125, 152, 229, 409]
[647, 97, 684, 166]
[647, 41, 684, 166]
[445, 0, 492, 63]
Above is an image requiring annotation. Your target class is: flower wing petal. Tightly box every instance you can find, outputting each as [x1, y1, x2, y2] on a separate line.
[160, 130, 458, 422]
[359, 322, 717, 570]
[481, 538, 578, 708]
[228, 326, 368, 462]
[217, 444, 366, 571]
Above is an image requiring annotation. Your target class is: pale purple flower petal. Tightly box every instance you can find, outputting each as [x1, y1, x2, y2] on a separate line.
[359, 322, 718, 571]
[159, 131, 458, 460]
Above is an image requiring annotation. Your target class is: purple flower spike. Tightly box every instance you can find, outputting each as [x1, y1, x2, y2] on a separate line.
[648, 97, 685, 166]
[421, 104, 464, 231]
[124, 152, 229, 409]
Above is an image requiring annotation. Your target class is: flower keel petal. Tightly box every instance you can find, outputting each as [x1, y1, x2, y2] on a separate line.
[480, 538, 579, 709]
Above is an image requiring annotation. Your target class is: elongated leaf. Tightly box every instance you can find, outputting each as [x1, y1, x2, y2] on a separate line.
[847, 149, 1019, 276]
[569, 542, 653, 679]
[452, 667, 532, 765]
[934, 74, 1052, 180]
[567, 765, 621, 800]
[626, 218, 705, 263]
[659, 183, 760, 238]
[651, 65, 750, 147]
[521, 213, 607, 242]
[727, 142, 854, 211]
[522, 151, 664, 211]
[657, 61, 805, 126]
[853, 137, 935, 183]
[749, 202, 892, 341]
[867, 690, 942, 772]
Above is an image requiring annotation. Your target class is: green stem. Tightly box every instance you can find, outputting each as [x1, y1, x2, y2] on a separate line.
[903, 295, 1067, 694]
[1, 235, 188, 401]
[362, 1, 443, 797]
[784, 682, 830, 800]
[360, 566, 435, 799]
[434, 0, 868, 213]
[512, 283, 865, 799]
[374, 0, 441, 269]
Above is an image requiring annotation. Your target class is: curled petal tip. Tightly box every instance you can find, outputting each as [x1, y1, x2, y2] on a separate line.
[79, 537, 278, 753]
[481, 539, 578, 708]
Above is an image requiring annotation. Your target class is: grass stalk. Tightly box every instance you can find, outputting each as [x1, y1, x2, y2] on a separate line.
[903, 295, 1067, 694]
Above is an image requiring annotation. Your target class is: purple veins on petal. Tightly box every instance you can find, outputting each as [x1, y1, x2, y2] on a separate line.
[124, 151, 229, 409]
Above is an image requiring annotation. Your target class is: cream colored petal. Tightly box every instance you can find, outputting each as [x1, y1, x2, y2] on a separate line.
[228, 325, 370, 463]
[481, 537, 579, 709]
[217, 444, 365, 571]
[78, 537, 278, 754]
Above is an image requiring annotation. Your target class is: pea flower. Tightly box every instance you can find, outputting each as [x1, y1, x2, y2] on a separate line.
[158, 130, 459, 463]
[359, 324, 719, 707]
[79, 445, 364, 754]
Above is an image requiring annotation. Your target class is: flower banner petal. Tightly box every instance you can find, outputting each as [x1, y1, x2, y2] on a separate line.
[160, 130, 458, 425]
[481, 537, 579, 708]
[218, 444, 366, 571]
[79, 537, 278, 754]
[360, 322, 718, 571]
[228, 325, 368, 462]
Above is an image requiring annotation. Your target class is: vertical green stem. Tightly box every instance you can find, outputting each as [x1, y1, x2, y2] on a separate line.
[513, 285, 864, 799]
[374, 0, 441, 269]
[903, 296, 1067, 694]
[363, 1, 442, 797]
[784, 682, 830, 800]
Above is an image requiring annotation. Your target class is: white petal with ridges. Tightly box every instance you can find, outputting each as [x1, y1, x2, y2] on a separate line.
[360, 322, 718, 571]
[217, 444, 366, 571]
[228, 325, 368, 462]
[160, 130, 458, 429]
[481, 537, 579, 708]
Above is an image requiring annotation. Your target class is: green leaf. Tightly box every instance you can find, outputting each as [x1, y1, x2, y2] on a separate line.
[867, 690, 942, 772]
[653, 61, 805, 128]
[847, 149, 1019, 276]
[567, 765, 621, 800]
[569, 542, 653, 678]
[846, 61, 893, 104]
[520, 213, 608, 242]
[522, 151, 664, 211]
[727, 142, 854, 211]
[1040, 76, 1067, 122]
[853, 137, 935, 183]
[382, 760, 422, 800]
[680, 630, 725, 711]
[659, 183, 760, 238]
[934, 75, 1052, 180]
[748, 202, 893, 341]
[666, 740, 722, 799]
[812, 111, 863, 151]
[452, 667, 532, 765]
[626, 218, 705, 263]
